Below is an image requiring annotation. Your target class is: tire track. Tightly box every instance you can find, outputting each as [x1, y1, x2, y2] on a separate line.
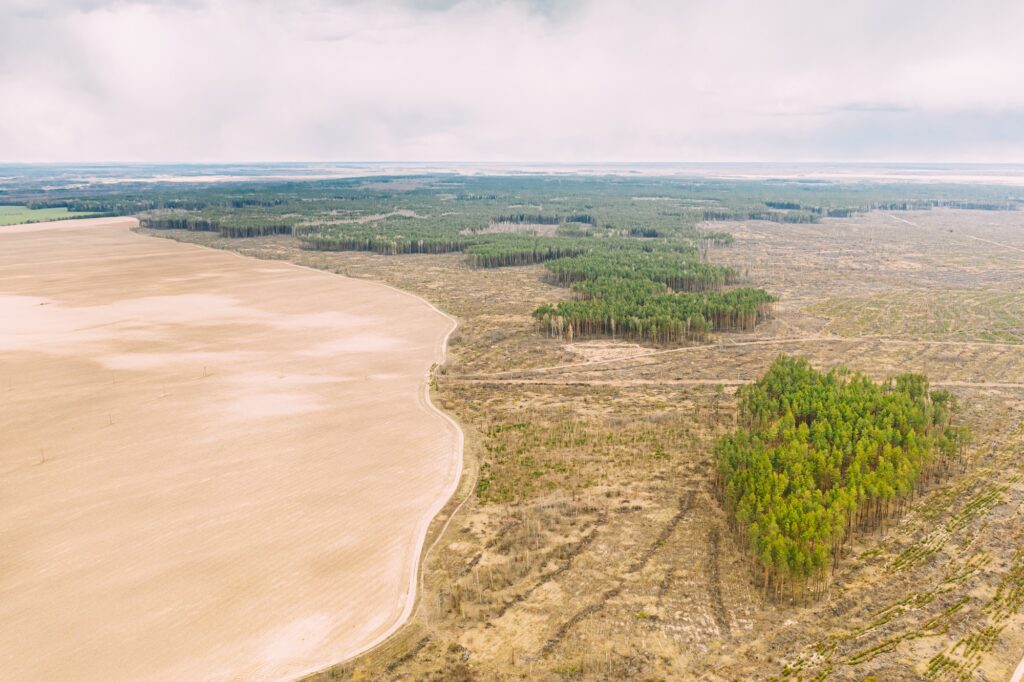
[452, 378, 1024, 390]
[707, 528, 731, 636]
[491, 513, 606, 620]
[540, 492, 694, 656]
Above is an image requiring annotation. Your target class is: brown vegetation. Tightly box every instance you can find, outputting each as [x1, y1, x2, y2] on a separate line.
[145, 207, 1024, 681]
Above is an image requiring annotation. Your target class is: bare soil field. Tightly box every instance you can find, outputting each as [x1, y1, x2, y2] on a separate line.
[0, 218, 460, 681]
[147, 208, 1024, 681]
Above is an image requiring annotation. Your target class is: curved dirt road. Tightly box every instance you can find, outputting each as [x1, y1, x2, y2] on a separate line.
[0, 218, 462, 681]
[1012, 654, 1024, 682]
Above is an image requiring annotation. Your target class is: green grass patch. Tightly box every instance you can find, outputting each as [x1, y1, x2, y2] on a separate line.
[0, 205, 98, 226]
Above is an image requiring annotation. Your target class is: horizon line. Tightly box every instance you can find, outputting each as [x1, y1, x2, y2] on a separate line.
[4, 160, 1024, 166]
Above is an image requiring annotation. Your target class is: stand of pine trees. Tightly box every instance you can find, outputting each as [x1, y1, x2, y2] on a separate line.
[544, 250, 739, 292]
[140, 215, 293, 237]
[492, 213, 561, 225]
[464, 237, 589, 268]
[533, 278, 773, 344]
[299, 227, 475, 255]
[702, 208, 820, 224]
[715, 356, 970, 601]
[217, 222, 292, 238]
[139, 216, 219, 231]
[533, 239, 773, 344]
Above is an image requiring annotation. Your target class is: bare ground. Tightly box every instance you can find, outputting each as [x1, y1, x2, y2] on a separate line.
[144, 208, 1024, 681]
[0, 218, 460, 681]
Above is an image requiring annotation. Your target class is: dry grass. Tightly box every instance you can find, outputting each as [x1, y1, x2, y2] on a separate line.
[144, 207, 1024, 680]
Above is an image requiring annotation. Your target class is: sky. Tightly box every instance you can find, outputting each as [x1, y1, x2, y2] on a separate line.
[1, 0, 1023, 163]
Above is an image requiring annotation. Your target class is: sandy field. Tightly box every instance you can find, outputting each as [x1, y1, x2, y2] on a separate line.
[0, 218, 461, 680]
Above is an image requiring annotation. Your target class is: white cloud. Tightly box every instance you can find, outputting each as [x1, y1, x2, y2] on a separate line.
[1, 0, 1022, 162]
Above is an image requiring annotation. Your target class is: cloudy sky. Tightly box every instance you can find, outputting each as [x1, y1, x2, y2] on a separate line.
[1, 0, 1022, 162]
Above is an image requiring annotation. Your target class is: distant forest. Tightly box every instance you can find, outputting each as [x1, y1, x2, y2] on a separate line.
[3, 172, 1018, 348]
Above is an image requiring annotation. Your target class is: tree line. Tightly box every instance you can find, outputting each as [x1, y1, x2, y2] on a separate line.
[300, 227, 473, 255]
[703, 208, 821, 224]
[534, 278, 774, 344]
[464, 236, 590, 268]
[532, 238, 772, 344]
[139, 215, 218, 231]
[140, 214, 294, 237]
[493, 213, 561, 225]
[543, 250, 739, 292]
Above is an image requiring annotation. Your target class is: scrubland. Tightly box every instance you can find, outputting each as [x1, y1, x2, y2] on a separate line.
[143, 201, 1024, 681]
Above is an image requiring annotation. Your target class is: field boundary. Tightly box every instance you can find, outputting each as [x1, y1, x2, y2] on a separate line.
[110, 217, 467, 681]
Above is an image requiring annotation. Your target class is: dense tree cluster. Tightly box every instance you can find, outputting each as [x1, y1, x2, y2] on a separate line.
[531, 231, 771, 345]
[940, 201, 1015, 211]
[139, 215, 219, 231]
[140, 214, 294, 237]
[229, 197, 287, 208]
[534, 279, 773, 343]
[493, 213, 561, 225]
[703, 208, 821, 224]
[618, 225, 734, 245]
[715, 357, 969, 599]
[297, 215, 716, 274]
[761, 201, 866, 218]
[823, 207, 859, 217]
[58, 198, 210, 213]
[544, 250, 738, 292]
[217, 221, 293, 238]
[627, 226, 661, 237]
[298, 224, 475, 255]
[464, 237, 589, 268]
[300, 231, 473, 255]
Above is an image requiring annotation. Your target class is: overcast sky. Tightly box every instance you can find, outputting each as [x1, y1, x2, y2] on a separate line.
[1, 0, 1022, 163]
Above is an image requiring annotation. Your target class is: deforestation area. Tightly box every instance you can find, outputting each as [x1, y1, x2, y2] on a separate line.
[4, 171, 1024, 680]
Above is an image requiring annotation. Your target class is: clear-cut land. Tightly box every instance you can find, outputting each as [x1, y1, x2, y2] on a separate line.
[0, 218, 461, 681]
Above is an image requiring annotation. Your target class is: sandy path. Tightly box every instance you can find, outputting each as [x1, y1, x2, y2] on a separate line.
[1012, 654, 1024, 682]
[0, 218, 461, 681]
[454, 378, 1024, 390]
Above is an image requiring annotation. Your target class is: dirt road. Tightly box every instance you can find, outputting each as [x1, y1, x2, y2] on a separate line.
[1012, 654, 1024, 682]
